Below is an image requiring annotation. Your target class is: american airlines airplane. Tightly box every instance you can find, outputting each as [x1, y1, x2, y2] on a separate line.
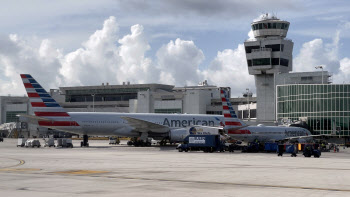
[220, 89, 314, 143]
[19, 74, 225, 146]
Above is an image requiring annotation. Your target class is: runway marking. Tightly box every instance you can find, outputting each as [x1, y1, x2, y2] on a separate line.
[103, 175, 350, 192]
[54, 170, 108, 175]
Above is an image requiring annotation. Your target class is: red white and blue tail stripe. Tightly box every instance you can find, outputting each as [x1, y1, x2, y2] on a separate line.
[21, 74, 79, 127]
[220, 89, 246, 127]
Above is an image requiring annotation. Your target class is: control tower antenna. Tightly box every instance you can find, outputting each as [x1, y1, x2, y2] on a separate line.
[244, 15, 293, 122]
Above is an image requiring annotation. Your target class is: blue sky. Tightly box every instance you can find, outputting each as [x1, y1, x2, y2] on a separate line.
[1, 0, 350, 96]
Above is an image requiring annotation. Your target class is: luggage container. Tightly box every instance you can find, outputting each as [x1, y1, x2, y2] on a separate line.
[57, 138, 73, 148]
[264, 142, 278, 152]
[17, 138, 27, 147]
[25, 139, 41, 148]
[44, 138, 55, 147]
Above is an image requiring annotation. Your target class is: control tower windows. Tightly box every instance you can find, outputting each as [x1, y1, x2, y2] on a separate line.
[265, 44, 283, 52]
[271, 58, 279, 65]
[247, 60, 252, 67]
[263, 23, 268, 29]
[245, 45, 260, 53]
[252, 58, 271, 66]
[252, 22, 289, 30]
[276, 23, 281, 29]
[280, 58, 289, 67]
[284, 24, 289, 30]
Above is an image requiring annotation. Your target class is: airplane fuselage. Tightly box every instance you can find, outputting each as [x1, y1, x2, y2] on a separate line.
[50, 112, 223, 137]
[227, 126, 312, 143]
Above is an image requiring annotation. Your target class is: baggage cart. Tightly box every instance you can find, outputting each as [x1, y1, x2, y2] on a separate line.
[44, 138, 55, 147]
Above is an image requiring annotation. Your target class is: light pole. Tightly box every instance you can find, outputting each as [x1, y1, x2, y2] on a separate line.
[246, 88, 250, 121]
[315, 66, 324, 84]
[91, 94, 95, 112]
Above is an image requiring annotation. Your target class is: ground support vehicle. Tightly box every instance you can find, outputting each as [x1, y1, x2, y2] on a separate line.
[242, 141, 264, 153]
[44, 138, 55, 147]
[226, 143, 242, 152]
[109, 137, 120, 145]
[127, 137, 152, 147]
[25, 139, 41, 148]
[58, 138, 73, 148]
[264, 142, 278, 152]
[176, 134, 225, 153]
[346, 142, 350, 148]
[303, 144, 321, 158]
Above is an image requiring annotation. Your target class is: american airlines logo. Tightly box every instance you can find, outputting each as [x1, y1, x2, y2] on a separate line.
[163, 118, 215, 127]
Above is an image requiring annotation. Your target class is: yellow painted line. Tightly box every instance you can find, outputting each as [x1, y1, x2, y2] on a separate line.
[0, 159, 25, 169]
[54, 170, 108, 175]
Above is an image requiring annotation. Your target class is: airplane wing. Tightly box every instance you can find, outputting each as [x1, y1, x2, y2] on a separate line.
[120, 117, 169, 133]
[284, 134, 337, 141]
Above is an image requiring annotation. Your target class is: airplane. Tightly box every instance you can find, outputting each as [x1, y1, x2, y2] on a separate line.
[220, 89, 314, 143]
[19, 74, 226, 147]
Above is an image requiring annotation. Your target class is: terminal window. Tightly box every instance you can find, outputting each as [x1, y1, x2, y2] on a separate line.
[155, 109, 182, 114]
[6, 111, 27, 123]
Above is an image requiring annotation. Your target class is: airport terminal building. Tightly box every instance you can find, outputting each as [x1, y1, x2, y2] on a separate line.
[277, 84, 350, 136]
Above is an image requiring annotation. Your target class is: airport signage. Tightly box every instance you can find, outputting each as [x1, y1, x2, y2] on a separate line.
[189, 137, 206, 144]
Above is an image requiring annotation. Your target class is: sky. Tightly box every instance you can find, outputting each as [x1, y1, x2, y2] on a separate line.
[1, 0, 350, 97]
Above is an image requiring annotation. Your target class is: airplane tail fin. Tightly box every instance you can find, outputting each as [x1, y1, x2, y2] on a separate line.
[220, 88, 247, 128]
[20, 74, 70, 118]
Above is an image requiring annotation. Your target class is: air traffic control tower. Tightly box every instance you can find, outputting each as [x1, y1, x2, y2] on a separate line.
[244, 14, 293, 122]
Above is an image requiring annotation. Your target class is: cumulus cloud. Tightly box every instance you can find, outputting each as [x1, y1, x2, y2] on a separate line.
[0, 34, 62, 95]
[203, 45, 255, 96]
[59, 16, 120, 86]
[293, 25, 350, 84]
[157, 39, 204, 86]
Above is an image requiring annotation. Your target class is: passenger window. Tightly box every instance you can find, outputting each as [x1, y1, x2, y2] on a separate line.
[272, 23, 276, 29]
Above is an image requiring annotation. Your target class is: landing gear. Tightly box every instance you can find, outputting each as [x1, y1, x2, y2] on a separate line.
[81, 134, 89, 147]
[127, 137, 152, 147]
[159, 139, 169, 146]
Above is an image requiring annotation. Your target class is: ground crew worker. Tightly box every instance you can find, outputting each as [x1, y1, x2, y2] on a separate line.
[277, 142, 284, 156]
[291, 143, 297, 157]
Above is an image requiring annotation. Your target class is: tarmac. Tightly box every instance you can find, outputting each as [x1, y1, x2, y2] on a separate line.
[1, 138, 350, 197]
